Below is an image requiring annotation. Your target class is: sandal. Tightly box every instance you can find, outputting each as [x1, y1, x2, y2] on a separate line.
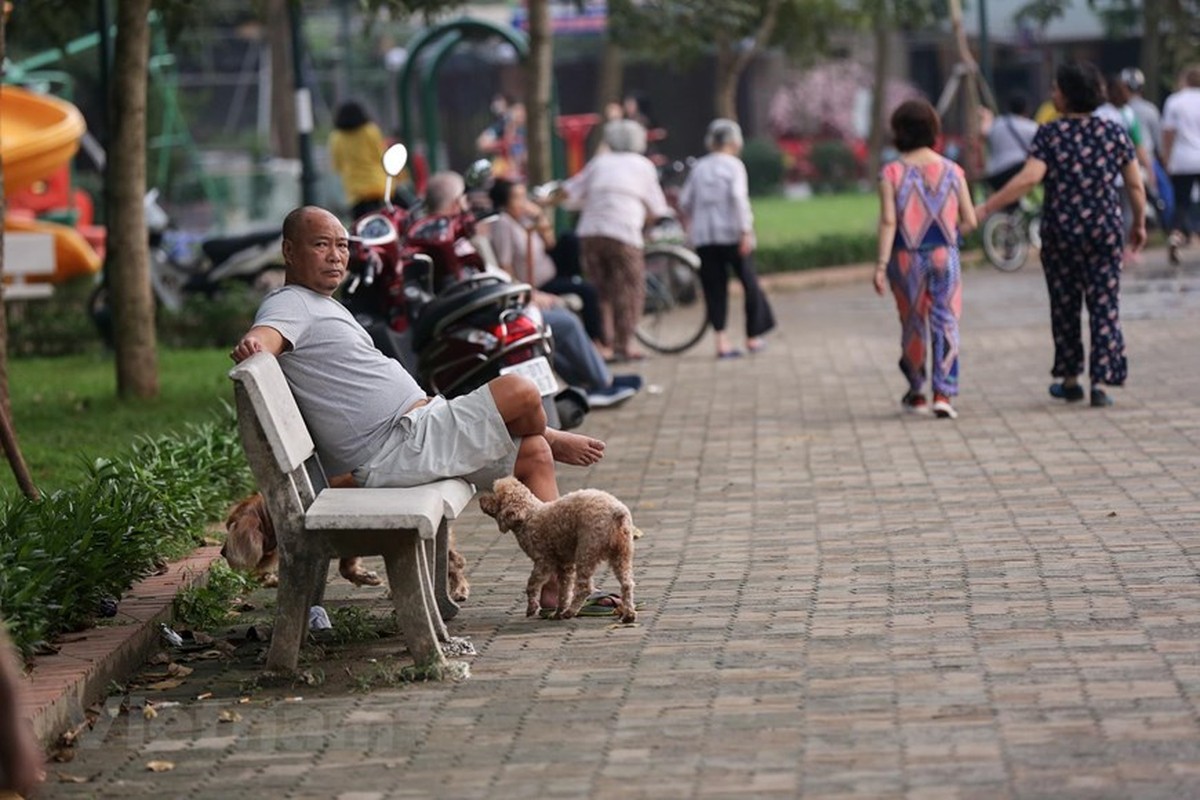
[1049, 382, 1085, 402]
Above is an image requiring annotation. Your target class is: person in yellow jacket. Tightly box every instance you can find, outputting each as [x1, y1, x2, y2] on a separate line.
[329, 100, 394, 219]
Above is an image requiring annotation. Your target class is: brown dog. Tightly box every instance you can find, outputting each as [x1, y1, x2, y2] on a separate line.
[478, 477, 637, 623]
[222, 484, 470, 601]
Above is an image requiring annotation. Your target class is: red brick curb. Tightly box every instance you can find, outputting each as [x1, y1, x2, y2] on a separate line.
[17, 546, 224, 745]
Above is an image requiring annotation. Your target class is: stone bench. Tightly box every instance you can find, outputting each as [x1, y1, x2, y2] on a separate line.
[229, 352, 474, 674]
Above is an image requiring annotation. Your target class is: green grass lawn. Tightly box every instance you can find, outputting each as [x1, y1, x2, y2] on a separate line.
[2, 348, 236, 496]
[752, 192, 879, 248]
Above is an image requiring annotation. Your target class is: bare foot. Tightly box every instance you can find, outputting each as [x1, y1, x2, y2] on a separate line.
[338, 557, 383, 587]
[545, 429, 605, 466]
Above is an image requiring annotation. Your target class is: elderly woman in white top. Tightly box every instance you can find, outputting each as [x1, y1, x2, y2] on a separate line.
[678, 118, 776, 358]
[560, 119, 673, 362]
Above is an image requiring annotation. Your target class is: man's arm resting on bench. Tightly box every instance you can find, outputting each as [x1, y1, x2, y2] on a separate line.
[232, 326, 288, 363]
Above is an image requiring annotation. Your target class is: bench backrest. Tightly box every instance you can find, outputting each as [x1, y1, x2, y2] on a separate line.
[229, 352, 327, 533]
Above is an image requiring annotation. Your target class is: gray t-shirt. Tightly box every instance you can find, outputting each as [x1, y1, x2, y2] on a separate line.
[254, 285, 426, 475]
[986, 114, 1039, 177]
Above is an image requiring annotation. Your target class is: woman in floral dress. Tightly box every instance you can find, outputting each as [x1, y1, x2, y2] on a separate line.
[875, 99, 977, 420]
[978, 61, 1147, 407]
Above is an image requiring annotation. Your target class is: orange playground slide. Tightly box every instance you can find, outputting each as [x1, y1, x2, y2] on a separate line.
[1, 84, 102, 281]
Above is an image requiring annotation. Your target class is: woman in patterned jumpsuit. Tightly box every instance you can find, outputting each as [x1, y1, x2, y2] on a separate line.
[978, 62, 1147, 408]
[875, 99, 978, 420]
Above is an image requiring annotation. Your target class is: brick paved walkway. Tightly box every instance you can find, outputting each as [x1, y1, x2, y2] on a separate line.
[35, 251, 1200, 799]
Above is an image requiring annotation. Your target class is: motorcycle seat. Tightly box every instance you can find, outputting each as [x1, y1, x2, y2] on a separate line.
[411, 281, 532, 353]
[201, 228, 281, 267]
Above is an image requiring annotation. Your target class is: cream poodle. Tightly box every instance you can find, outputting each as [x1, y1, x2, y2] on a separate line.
[478, 477, 638, 623]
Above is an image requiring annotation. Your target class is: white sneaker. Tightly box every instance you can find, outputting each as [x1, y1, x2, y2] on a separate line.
[586, 383, 637, 408]
[932, 395, 958, 419]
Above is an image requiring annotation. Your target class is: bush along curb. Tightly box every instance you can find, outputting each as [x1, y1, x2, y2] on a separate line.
[0, 412, 253, 657]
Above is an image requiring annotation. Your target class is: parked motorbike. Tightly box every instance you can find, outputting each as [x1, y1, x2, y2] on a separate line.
[341, 146, 588, 429]
[89, 190, 286, 343]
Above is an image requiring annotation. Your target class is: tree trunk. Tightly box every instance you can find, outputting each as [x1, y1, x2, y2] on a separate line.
[268, 0, 298, 158]
[592, 34, 623, 153]
[108, 0, 159, 399]
[947, 0, 983, 182]
[0, 9, 40, 500]
[1142, 0, 1161, 105]
[714, 41, 739, 122]
[525, 0, 554, 185]
[596, 36, 623, 116]
[712, 0, 782, 124]
[867, 11, 891, 179]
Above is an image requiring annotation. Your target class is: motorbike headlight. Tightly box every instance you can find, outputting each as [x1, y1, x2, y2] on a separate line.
[356, 214, 397, 246]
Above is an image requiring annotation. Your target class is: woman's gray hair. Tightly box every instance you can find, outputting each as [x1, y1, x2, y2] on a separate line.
[705, 118, 743, 151]
[603, 119, 648, 154]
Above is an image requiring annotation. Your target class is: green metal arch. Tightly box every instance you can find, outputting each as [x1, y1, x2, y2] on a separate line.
[398, 17, 529, 173]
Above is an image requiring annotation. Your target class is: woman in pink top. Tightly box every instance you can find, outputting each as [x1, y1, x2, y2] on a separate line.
[560, 120, 673, 362]
[875, 99, 977, 419]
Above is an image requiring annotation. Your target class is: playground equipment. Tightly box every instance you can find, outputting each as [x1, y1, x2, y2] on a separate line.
[396, 17, 567, 179]
[1, 85, 101, 284]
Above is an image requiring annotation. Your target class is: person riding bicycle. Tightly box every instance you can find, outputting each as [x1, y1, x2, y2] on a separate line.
[981, 94, 1038, 212]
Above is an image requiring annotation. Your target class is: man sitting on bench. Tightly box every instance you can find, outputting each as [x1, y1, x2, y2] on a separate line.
[231, 205, 606, 608]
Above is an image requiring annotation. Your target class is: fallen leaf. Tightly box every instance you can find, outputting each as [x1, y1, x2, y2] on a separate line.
[218, 710, 242, 723]
[146, 760, 175, 773]
[148, 652, 171, 666]
[144, 679, 184, 691]
[1107, 511, 1118, 517]
[55, 772, 92, 784]
[167, 663, 194, 678]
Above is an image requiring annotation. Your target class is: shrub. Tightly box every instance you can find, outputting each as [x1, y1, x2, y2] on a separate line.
[742, 137, 785, 197]
[0, 413, 253, 656]
[5, 279, 100, 358]
[810, 140, 862, 194]
[755, 232, 878, 273]
[157, 284, 260, 349]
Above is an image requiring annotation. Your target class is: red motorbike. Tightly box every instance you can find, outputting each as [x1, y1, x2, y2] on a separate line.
[341, 146, 587, 428]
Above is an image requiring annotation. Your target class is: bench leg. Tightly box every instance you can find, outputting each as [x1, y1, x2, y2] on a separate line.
[432, 520, 460, 622]
[383, 536, 447, 672]
[266, 549, 327, 673]
[418, 539, 449, 642]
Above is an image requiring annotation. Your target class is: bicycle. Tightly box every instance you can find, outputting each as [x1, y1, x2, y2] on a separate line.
[635, 219, 708, 354]
[531, 176, 709, 355]
[982, 189, 1042, 272]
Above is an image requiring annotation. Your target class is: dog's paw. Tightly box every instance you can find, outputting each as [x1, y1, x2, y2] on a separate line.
[618, 607, 637, 624]
[557, 609, 575, 620]
[525, 603, 539, 618]
[259, 573, 279, 588]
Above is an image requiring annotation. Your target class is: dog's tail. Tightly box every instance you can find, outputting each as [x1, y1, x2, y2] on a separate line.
[612, 508, 643, 540]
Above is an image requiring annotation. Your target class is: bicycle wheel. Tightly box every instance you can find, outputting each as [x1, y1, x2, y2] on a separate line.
[635, 245, 708, 354]
[982, 212, 1030, 272]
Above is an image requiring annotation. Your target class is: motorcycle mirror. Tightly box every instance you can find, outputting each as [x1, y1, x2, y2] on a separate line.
[464, 158, 493, 189]
[530, 181, 562, 203]
[382, 143, 408, 177]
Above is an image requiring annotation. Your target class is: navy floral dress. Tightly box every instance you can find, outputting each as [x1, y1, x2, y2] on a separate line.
[1029, 116, 1135, 387]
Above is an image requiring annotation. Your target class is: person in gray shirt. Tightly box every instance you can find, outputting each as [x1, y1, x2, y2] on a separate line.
[232, 206, 608, 607]
[983, 94, 1039, 192]
[1122, 67, 1164, 158]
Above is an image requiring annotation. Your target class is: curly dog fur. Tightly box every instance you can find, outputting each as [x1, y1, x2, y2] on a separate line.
[222, 489, 470, 602]
[478, 477, 637, 623]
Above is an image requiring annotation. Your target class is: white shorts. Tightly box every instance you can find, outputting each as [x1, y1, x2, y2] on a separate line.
[351, 387, 519, 489]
